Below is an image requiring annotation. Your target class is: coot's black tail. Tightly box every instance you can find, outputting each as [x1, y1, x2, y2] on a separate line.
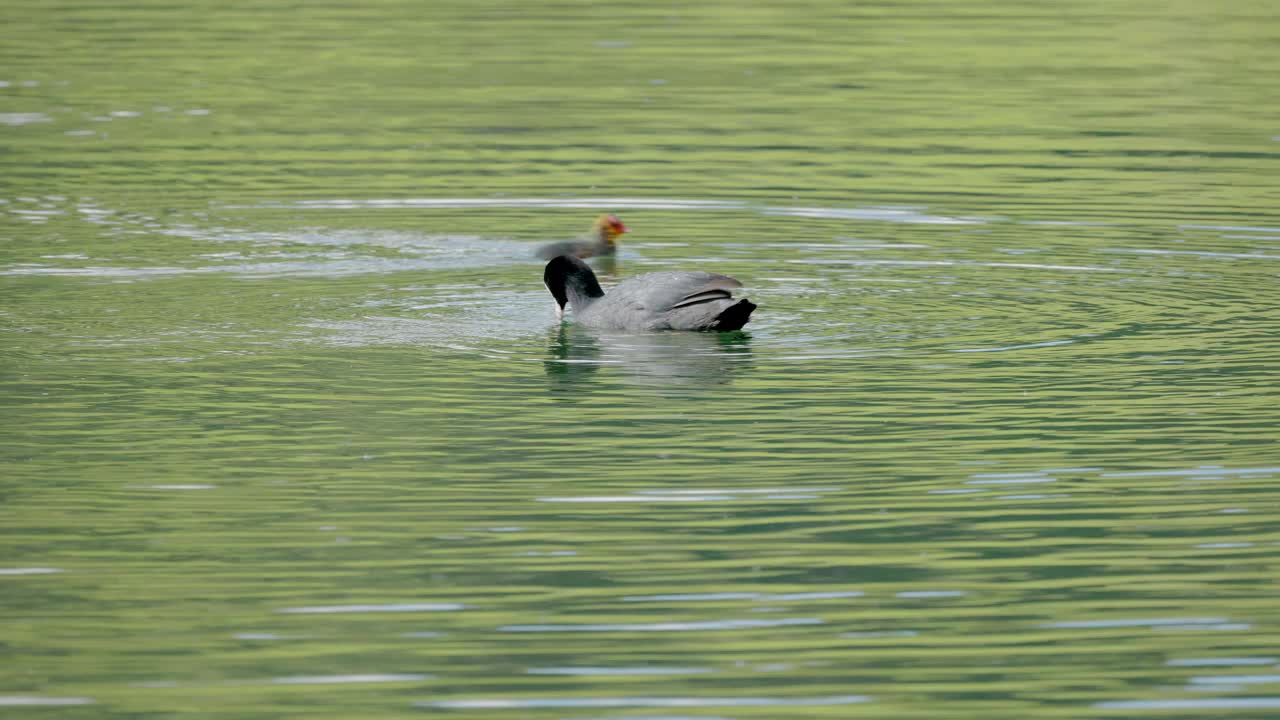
[711, 299, 756, 331]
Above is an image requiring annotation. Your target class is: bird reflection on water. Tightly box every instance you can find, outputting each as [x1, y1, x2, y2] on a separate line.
[544, 324, 753, 392]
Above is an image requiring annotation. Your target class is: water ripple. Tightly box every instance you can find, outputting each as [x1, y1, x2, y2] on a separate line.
[499, 618, 824, 632]
[1100, 466, 1280, 479]
[0, 696, 94, 706]
[1039, 617, 1230, 629]
[784, 258, 1125, 272]
[1189, 675, 1280, 685]
[228, 196, 976, 226]
[1096, 698, 1280, 710]
[525, 667, 712, 676]
[1168, 657, 1278, 667]
[622, 591, 862, 603]
[415, 694, 871, 709]
[271, 673, 429, 684]
[278, 603, 464, 614]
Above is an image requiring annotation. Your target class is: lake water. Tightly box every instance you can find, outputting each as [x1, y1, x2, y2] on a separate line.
[3, 1, 1279, 717]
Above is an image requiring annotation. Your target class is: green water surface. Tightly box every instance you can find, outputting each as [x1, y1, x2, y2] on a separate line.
[3, 1, 1279, 717]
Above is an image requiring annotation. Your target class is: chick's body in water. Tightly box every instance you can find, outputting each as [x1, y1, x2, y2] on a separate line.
[535, 214, 628, 259]
[543, 255, 756, 331]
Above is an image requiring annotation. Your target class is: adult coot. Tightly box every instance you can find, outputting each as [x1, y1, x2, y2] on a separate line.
[543, 255, 756, 331]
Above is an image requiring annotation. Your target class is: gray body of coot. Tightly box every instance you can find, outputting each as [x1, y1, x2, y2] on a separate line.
[543, 255, 756, 331]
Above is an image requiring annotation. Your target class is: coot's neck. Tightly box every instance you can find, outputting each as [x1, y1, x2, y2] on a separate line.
[590, 226, 616, 255]
[565, 271, 605, 310]
[545, 255, 608, 315]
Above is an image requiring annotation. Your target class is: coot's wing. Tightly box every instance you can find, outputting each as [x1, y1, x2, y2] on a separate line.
[669, 276, 743, 309]
[606, 272, 740, 313]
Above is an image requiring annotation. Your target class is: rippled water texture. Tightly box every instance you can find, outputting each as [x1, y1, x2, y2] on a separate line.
[3, 1, 1279, 718]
